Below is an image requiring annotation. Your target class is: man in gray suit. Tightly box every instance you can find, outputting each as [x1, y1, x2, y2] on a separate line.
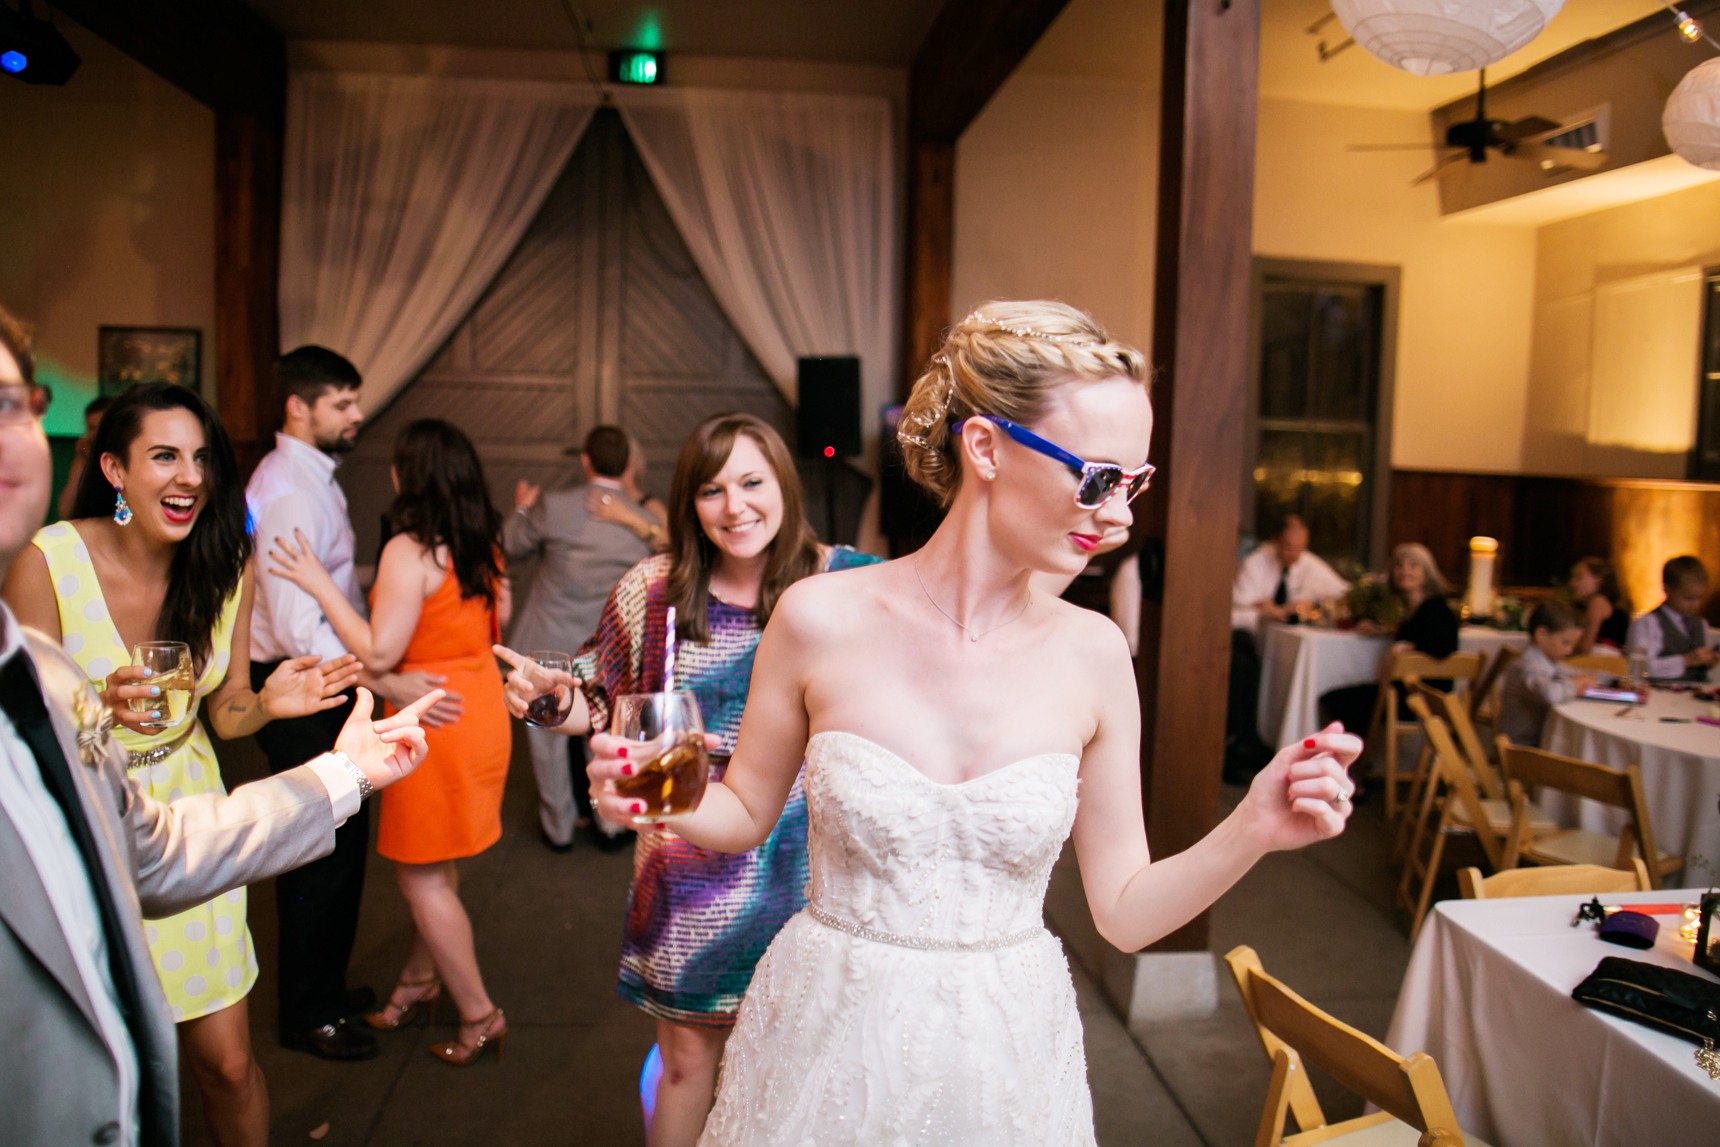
[504, 425, 662, 850]
[0, 310, 437, 1146]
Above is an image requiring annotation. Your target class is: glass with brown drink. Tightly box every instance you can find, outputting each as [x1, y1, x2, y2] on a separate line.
[610, 691, 710, 823]
[522, 650, 575, 727]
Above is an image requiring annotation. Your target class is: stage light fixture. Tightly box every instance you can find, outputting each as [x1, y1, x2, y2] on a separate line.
[0, 3, 81, 85]
[608, 49, 662, 84]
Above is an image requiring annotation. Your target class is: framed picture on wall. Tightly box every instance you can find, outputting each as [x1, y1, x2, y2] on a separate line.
[97, 326, 201, 397]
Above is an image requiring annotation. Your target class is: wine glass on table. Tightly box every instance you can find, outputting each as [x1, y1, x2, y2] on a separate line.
[610, 692, 710, 824]
[131, 641, 194, 730]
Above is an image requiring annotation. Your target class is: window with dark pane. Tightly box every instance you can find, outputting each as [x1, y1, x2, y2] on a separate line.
[1252, 276, 1384, 573]
[1693, 270, 1720, 481]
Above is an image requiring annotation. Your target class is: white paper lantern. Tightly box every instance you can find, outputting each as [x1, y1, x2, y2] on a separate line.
[1330, 0, 1566, 76]
[1665, 58, 1720, 170]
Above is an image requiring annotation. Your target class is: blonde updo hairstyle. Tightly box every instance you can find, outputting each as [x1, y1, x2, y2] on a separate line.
[898, 301, 1151, 507]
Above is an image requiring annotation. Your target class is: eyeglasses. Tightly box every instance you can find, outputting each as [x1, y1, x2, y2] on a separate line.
[950, 416, 1155, 509]
[0, 384, 50, 427]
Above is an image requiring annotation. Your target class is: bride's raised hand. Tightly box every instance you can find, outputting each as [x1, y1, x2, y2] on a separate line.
[1235, 722, 1361, 852]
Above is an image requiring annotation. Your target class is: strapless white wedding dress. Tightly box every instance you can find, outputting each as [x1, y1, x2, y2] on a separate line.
[698, 730, 1095, 1146]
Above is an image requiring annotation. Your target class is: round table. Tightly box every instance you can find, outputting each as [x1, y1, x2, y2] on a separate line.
[1256, 624, 1527, 749]
[1542, 684, 1720, 887]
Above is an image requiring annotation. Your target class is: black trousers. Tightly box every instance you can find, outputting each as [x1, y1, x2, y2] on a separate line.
[250, 661, 367, 1033]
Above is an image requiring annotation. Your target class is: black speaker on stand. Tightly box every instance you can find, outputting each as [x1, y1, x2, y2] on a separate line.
[796, 356, 864, 543]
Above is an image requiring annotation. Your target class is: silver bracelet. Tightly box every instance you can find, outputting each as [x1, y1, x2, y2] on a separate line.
[331, 750, 374, 801]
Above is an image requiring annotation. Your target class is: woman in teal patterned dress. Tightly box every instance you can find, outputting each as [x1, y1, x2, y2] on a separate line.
[497, 413, 878, 1146]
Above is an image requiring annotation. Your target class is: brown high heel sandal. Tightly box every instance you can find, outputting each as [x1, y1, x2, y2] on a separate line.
[430, 1007, 507, 1066]
[364, 977, 442, 1031]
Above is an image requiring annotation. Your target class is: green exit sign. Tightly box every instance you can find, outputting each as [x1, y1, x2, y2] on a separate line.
[608, 50, 662, 84]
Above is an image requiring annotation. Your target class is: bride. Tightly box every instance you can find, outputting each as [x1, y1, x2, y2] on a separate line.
[586, 301, 1360, 1146]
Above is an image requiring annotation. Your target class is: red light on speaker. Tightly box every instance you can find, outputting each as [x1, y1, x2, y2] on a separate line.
[823, 446, 835, 458]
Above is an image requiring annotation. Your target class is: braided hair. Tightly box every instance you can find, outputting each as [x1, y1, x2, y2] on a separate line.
[897, 301, 1152, 507]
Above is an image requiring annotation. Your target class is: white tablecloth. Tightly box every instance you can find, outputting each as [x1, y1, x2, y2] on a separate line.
[1257, 625, 1527, 749]
[1542, 686, 1720, 886]
[1386, 891, 1720, 1146]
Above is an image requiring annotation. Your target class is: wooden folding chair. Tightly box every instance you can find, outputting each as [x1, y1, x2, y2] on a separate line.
[1397, 709, 1522, 939]
[1563, 653, 1628, 676]
[1370, 651, 1485, 821]
[1466, 646, 1519, 741]
[1457, 859, 1651, 900]
[1494, 739, 1683, 889]
[1224, 945, 1490, 1147]
[1396, 684, 1558, 859]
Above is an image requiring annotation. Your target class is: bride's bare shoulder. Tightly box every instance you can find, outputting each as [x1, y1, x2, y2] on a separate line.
[1038, 593, 1133, 661]
[772, 557, 897, 636]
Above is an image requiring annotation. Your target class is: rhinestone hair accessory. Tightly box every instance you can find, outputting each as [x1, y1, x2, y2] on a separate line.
[963, 310, 1099, 345]
[897, 352, 953, 448]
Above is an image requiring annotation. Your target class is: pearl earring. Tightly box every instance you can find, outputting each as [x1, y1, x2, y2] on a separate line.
[983, 471, 997, 481]
[113, 488, 133, 526]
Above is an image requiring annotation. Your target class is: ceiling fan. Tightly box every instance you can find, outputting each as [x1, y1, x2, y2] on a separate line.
[1351, 69, 1609, 186]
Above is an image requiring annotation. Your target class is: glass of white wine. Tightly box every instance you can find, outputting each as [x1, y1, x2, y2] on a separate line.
[131, 641, 194, 730]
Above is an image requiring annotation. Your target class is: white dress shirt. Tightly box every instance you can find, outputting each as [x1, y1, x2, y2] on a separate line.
[246, 433, 364, 664]
[0, 610, 139, 1146]
[1627, 608, 1713, 680]
[1231, 545, 1351, 630]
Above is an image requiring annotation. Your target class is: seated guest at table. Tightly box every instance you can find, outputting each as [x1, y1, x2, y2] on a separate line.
[1498, 600, 1600, 746]
[1627, 554, 1719, 681]
[1319, 543, 1458, 738]
[1230, 514, 1350, 629]
[1570, 557, 1630, 654]
[1226, 516, 1348, 781]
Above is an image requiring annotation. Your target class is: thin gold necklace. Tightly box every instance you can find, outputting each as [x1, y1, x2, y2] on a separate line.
[912, 559, 1032, 643]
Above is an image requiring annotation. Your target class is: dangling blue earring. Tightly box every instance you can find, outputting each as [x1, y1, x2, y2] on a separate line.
[113, 488, 132, 526]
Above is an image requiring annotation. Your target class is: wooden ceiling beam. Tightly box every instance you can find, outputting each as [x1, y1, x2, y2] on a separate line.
[52, 0, 286, 121]
[901, 0, 1072, 395]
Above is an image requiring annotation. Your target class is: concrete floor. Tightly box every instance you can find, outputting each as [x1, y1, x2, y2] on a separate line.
[183, 733, 1431, 1147]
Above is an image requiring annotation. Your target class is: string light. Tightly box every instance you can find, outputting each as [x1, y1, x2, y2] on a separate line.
[1659, 0, 1720, 51]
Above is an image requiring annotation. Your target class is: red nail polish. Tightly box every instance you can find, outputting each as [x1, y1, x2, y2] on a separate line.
[617, 746, 629, 759]
[621, 764, 635, 776]
[632, 802, 645, 814]
[1303, 738, 1317, 749]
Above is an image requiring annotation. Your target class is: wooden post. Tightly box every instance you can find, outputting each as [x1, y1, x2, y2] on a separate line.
[1139, 0, 1261, 954]
[215, 111, 283, 477]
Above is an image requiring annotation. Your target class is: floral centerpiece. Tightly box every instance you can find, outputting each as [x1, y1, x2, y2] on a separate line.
[1344, 573, 1403, 630]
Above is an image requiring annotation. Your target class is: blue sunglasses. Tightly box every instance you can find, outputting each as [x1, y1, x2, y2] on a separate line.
[950, 416, 1155, 508]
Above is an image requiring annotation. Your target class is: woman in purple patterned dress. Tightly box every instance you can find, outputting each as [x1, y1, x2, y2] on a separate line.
[497, 413, 877, 1145]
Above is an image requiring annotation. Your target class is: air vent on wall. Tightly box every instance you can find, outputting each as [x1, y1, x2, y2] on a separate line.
[1544, 120, 1601, 152]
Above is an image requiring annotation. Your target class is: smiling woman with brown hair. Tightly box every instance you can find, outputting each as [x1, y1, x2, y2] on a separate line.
[494, 411, 879, 1146]
[2, 381, 361, 1147]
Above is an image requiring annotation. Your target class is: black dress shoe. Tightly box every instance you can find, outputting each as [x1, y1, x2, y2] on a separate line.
[341, 986, 377, 1020]
[539, 827, 575, 854]
[281, 1019, 379, 1061]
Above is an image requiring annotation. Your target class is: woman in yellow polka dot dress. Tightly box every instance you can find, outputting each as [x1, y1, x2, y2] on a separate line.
[2, 383, 360, 1147]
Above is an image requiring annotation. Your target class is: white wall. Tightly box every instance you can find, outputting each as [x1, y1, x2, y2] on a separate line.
[1526, 178, 1720, 477]
[1253, 98, 1538, 474]
[0, 16, 216, 434]
[949, 0, 1162, 353]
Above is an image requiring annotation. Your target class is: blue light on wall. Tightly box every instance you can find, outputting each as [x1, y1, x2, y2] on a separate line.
[1, 50, 26, 73]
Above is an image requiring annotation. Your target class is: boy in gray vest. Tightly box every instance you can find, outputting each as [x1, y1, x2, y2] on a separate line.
[1628, 554, 1719, 682]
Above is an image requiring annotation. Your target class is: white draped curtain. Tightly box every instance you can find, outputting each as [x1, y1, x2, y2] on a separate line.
[279, 74, 599, 413]
[280, 74, 897, 450]
[617, 88, 896, 451]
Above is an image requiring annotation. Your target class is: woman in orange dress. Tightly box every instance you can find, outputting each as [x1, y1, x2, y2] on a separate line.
[268, 418, 512, 1066]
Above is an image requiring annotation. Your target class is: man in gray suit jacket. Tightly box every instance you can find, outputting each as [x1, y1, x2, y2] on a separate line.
[0, 309, 437, 1146]
[503, 425, 661, 849]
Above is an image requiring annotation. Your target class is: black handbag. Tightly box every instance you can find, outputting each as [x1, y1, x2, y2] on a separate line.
[1571, 955, 1720, 1046]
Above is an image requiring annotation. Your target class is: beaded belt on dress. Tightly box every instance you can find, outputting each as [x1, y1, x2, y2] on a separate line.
[806, 902, 1045, 953]
[127, 724, 195, 770]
